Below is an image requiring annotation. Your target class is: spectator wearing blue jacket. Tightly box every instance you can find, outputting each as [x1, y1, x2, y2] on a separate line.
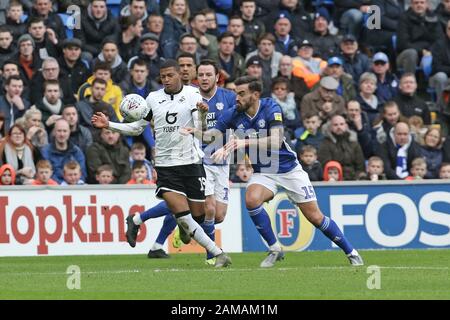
[338, 34, 371, 86]
[371, 52, 399, 104]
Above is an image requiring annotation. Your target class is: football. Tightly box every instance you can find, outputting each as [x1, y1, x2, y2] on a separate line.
[119, 94, 149, 122]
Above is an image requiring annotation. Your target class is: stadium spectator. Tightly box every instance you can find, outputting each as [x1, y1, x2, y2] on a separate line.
[0, 27, 16, 68]
[86, 127, 131, 184]
[356, 72, 383, 126]
[61, 104, 93, 154]
[78, 62, 123, 120]
[322, 56, 356, 102]
[203, 8, 220, 37]
[60, 160, 85, 185]
[338, 34, 371, 85]
[120, 58, 159, 97]
[29, 57, 74, 105]
[405, 157, 428, 180]
[292, 39, 327, 90]
[121, 0, 159, 15]
[371, 52, 399, 104]
[357, 156, 387, 181]
[33, 79, 63, 132]
[227, 15, 255, 58]
[323, 160, 344, 182]
[40, 118, 86, 184]
[374, 122, 423, 179]
[212, 31, 245, 83]
[245, 56, 270, 97]
[189, 11, 218, 59]
[95, 164, 114, 184]
[439, 162, 450, 178]
[5, 1, 27, 41]
[420, 127, 444, 178]
[277, 55, 309, 106]
[0, 112, 5, 139]
[127, 160, 154, 185]
[120, 0, 148, 22]
[177, 33, 205, 65]
[436, 0, 450, 31]
[160, 0, 190, 59]
[129, 142, 154, 180]
[118, 15, 143, 62]
[371, 101, 408, 145]
[298, 145, 323, 181]
[30, 159, 58, 185]
[74, 0, 121, 60]
[0, 62, 26, 98]
[58, 38, 90, 96]
[295, 113, 324, 154]
[231, 163, 253, 183]
[318, 114, 366, 180]
[394, 73, 431, 125]
[300, 76, 346, 122]
[27, 16, 59, 60]
[128, 32, 164, 81]
[430, 19, 450, 100]
[240, 0, 265, 49]
[273, 13, 296, 57]
[0, 163, 15, 185]
[14, 34, 42, 85]
[396, 0, 443, 74]
[15, 106, 48, 149]
[92, 39, 128, 85]
[408, 115, 428, 144]
[334, 0, 370, 40]
[308, 8, 339, 61]
[76, 78, 119, 130]
[0, 75, 30, 131]
[346, 100, 373, 158]
[30, 0, 66, 41]
[144, 13, 164, 36]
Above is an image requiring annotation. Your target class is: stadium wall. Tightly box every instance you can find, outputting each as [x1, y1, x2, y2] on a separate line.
[0, 181, 449, 257]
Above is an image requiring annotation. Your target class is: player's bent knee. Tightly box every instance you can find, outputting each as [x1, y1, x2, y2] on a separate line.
[298, 201, 324, 227]
[245, 195, 264, 210]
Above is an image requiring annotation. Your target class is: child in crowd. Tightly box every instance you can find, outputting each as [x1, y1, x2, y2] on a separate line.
[358, 156, 387, 181]
[0, 164, 15, 185]
[295, 113, 324, 154]
[323, 161, 343, 181]
[129, 142, 154, 181]
[299, 145, 323, 181]
[30, 160, 59, 185]
[439, 163, 450, 179]
[60, 161, 85, 185]
[95, 164, 115, 185]
[408, 116, 427, 145]
[405, 157, 427, 180]
[127, 160, 155, 185]
[232, 163, 253, 183]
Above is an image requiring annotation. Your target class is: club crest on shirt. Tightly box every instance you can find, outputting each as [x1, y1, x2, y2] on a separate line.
[258, 119, 266, 128]
[237, 123, 245, 129]
[216, 102, 224, 110]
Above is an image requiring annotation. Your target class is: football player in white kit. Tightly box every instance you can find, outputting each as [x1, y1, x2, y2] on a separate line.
[91, 60, 232, 268]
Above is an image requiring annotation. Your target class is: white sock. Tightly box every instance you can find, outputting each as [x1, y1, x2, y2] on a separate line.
[151, 242, 163, 251]
[269, 243, 282, 252]
[347, 249, 358, 257]
[133, 214, 143, 225]
[177, 214, 222, 256]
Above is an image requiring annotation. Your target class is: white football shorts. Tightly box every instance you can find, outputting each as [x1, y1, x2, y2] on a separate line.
[204, 164, 230, 204]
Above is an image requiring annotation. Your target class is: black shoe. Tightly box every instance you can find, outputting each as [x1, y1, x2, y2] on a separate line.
[147, 249, 170, 259]
[125, 215, 140, 248]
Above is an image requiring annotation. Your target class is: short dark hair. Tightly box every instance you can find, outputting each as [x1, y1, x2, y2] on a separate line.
[300, 145, 317, 155]
[130, 58, 149, 70]
[120, 15, 140, 31]
[1, 60, 19, 71]
[189, 11, 206, 24]
[101, 37, 118, 48]
[0, 26, 13, 35]
[271, 76, 291, 91]
[27, 16, 45, 28]
[93, 61, 112, 73]
[197, 59, 219, 75]
[218, 31, 235, 43]
[257, 33, 276, 45]
[160, 59, 179, 71]
[234, 76, 263, 93]
[179, 33, 197, 43]
[132, 160, 147, 171]
[177, 52, 196, 63]
[5, 75, 23, 86]
[43, 79, 60, 90]
[92, 77, 107, 87]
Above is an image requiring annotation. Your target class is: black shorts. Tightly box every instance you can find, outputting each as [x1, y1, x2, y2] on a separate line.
[155, 164, 206, 202]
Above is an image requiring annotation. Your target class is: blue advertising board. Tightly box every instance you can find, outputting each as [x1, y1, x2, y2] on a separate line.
[241, 183, 450, 251]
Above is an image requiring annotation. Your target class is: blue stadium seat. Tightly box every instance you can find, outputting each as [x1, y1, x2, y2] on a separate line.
[20, 14, 28, 23]
[107, 0, 122, 18]
[216, 13, 228, 34]
[58, 13, 74, 39]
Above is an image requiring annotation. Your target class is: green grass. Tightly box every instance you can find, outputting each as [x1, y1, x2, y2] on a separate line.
[0, 250, 449, 300]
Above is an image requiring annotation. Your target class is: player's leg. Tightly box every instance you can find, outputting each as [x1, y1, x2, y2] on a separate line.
[148, 214, 177, 258]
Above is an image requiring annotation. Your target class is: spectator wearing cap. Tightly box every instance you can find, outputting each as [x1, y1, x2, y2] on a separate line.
[276, 55, 309, 106]
[14, 34, 42, 85]
[189, 11, 218, 59]
[322, 56, 356, 102]
[361, 0, 405, 58]
[356, 72, 383, 125]
[338, 34, 371, 86]
[264, 0, 313, 41]
[273, 14, 297, 57]
[245, 56, 270, 97]
[301, 76, 346, 123]
[240, 0, 266, 48]
[335, 0, 372, 40]
[120, 0, 149, 23]
[128, 32, 165, 81]
[245, 33, 282, 96]
[212, 31, 245, 83]
[30, 0, 66, 42]
[292, 39, 327, 89]
[118, 15, 144, 62]
[27, 16, 59, 60]
[74, 0, 121, 60]
[92, 39, 128, 85]
[308, 8, 340, 60]
[396, 0, 443, 75]
[159, 0, 190, 59]
[58, 38, 90, 96]
[371, 52, 399, 104]
[430, 19, 450, 100]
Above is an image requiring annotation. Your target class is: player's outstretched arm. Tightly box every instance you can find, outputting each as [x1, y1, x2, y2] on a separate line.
[91, 112, 148, 136]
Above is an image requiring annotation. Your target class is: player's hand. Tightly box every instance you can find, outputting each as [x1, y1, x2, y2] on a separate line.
[196, 101, 209, 114]
[224, 137, 246, 153]
[212, 147, 229, 163]
[91, 112, 109, 128]
[179, 127, 195, 135]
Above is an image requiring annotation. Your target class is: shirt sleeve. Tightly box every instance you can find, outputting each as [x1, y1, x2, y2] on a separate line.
[215, 109, 234, 133]
[268, 99, 284, 128]
[108, 119, 150, 136]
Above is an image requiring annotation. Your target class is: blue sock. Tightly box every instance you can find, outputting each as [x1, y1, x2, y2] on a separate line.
[140, 201, 171, 222]
[248, 205, 277, 246]
[202, 219, 215, 260]
[155, 214, 177, 245]
[319, 216, 354, 255]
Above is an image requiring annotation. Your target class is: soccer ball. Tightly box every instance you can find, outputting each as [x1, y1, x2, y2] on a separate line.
[119, 94, 149, 122]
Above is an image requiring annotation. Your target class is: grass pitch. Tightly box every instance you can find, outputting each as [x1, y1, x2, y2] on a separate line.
[0, 250, 449, 300]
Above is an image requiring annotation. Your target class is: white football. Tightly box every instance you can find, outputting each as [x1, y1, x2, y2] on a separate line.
[119, 94, 149, 122]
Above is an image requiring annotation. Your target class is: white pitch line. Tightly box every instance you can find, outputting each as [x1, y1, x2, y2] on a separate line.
[313, 266, 449, 270]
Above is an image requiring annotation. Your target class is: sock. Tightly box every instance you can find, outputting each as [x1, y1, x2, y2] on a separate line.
[319, 216, 354, 255]
[248, 205, 277, 247]
[133, 214, 143, 225]
[201, 219, 215, 259]
[140, 202, 171, 222]
[151, 242, 163, 251]
[154, 214, 177, 246]
[176, 213, 222, 256]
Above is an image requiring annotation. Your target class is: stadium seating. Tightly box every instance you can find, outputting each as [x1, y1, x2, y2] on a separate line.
[58, 13, 74, 39]
[216, 13, 229, 34]
[107, 0, 122, 18]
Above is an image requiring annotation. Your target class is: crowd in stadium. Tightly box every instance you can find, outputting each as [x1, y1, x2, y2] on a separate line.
[0, 0, 450, 187]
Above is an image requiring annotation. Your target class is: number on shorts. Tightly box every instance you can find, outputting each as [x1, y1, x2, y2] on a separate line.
[302, 186, 316, 200]
[198, 177, 206, 191]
